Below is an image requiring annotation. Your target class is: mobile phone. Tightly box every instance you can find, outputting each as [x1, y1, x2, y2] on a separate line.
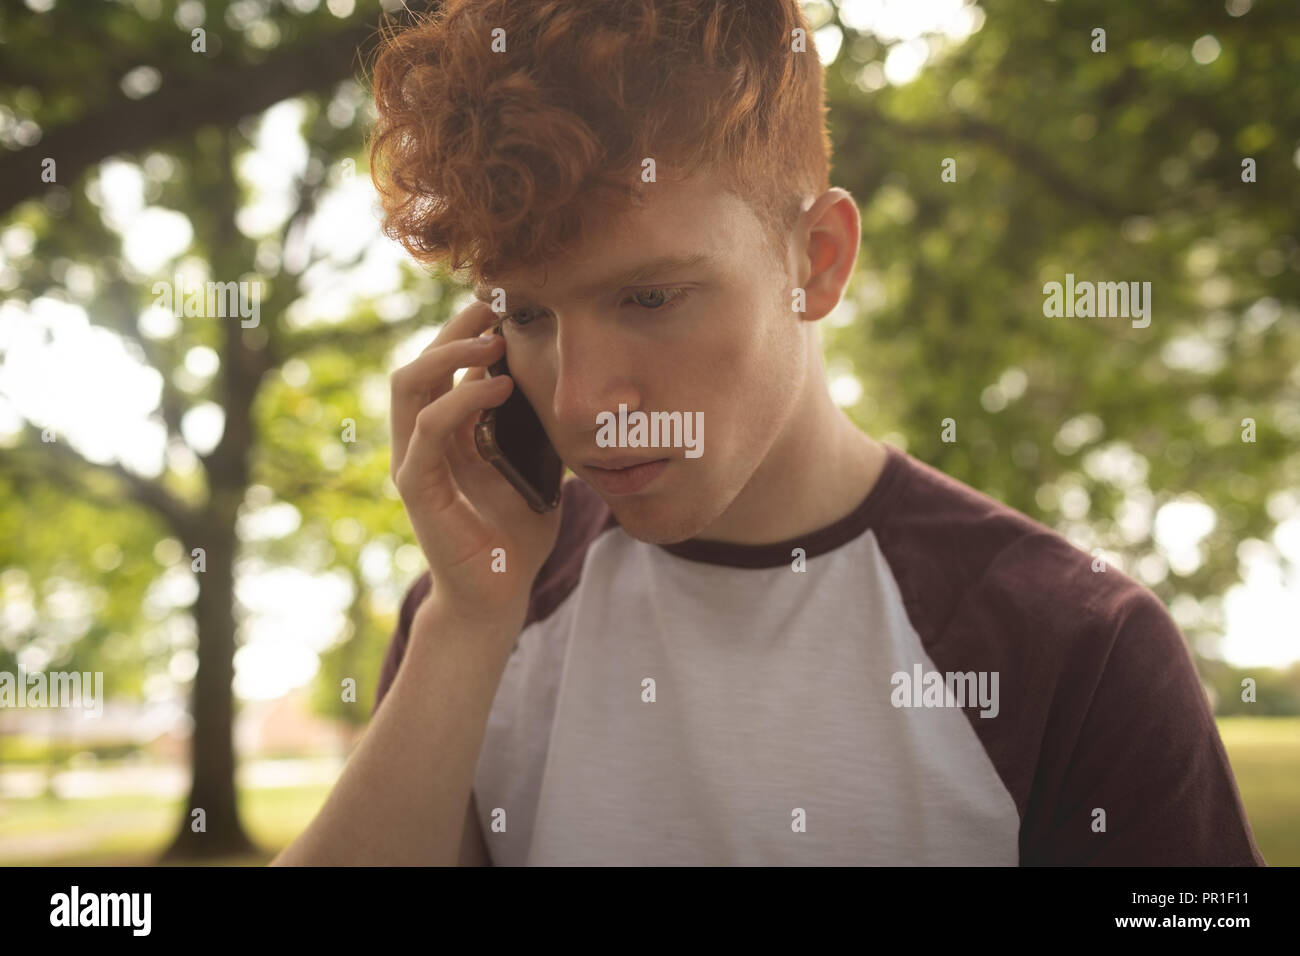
[474, 325, 564, 513]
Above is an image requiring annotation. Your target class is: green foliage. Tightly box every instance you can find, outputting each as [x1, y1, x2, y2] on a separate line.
[1, 0, 1296, 745]
[1205, 660, 1300, 716]
[0, 0, 430, 734]
[816, 0, 1299, 662]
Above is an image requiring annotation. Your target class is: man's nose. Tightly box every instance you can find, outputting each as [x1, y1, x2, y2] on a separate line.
[550, 320, 641, 434]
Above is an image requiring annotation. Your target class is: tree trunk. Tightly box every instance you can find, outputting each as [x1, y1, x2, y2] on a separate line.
[159, 512, 257, 861]
[160, 143, 266, 861]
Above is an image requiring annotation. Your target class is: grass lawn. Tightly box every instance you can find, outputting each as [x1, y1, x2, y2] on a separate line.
[1215, 716, 1300, 866]
[1, 717, 1296, 866]
[0, 784, 331, 866]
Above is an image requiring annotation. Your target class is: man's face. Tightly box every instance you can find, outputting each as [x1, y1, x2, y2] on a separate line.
[476, 169, 808, 544]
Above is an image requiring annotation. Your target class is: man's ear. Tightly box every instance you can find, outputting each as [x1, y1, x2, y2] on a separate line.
[795, 187, 861, 322]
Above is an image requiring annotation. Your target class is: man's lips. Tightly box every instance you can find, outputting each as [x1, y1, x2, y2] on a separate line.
[583, 455, 668, 470]
[580, 457, 670, 495]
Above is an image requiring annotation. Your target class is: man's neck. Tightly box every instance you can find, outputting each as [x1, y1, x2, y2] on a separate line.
[692, 390, 887, 547]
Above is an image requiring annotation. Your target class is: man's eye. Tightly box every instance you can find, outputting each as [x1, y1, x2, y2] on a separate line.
[627, 287, 686, 311]
[505, 307, 543, 329]
[505, 287, 686, 329]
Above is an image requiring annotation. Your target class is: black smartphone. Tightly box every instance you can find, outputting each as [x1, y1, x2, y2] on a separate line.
[473, 324, 564, 512]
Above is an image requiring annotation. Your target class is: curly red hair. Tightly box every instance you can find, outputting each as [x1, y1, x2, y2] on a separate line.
[368, 0, 832, 290]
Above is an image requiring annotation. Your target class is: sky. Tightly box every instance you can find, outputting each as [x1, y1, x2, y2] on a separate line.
[0, 0, 1295, 702]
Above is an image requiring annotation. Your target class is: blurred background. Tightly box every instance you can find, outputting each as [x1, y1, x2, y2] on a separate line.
[0, 0, 1296, 865]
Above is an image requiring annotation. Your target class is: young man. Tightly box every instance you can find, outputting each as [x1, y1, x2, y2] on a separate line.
[274, 0, 1265, 866]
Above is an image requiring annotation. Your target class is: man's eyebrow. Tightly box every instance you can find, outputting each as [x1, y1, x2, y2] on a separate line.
[473, 252, 717, 305]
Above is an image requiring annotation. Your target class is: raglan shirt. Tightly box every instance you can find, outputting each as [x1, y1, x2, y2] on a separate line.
[373, 443, 1266, 866]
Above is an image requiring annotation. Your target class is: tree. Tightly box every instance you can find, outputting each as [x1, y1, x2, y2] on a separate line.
[815, 0, 1299, 655]
[2, 0, 1296, 864]
[0, 0, 437, 860]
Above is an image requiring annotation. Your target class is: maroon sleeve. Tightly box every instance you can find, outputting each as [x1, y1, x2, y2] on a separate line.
[372, 570, 432, 717]
[370, 477, 615, 718]
[1019, 588, 1266, 865]
[873, 450, 1267, 867]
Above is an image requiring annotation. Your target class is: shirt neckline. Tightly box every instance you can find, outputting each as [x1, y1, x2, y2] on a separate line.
[651, 442, 909, 569]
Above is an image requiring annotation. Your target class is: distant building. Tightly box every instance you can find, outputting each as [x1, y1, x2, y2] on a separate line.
[0, 687, 355, 760]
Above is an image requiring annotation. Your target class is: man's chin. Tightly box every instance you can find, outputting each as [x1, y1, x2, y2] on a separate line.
[587, 484, 712, 546]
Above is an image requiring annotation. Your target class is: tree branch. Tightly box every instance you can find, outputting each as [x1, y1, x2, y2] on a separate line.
[282, 171, 328, 279]
[0, 21, 380, 218]
[98, 273, 190, 441]
[845, 105, 1141, 220]
[9, 422, 196, 538]
[279, 312, 438, 360]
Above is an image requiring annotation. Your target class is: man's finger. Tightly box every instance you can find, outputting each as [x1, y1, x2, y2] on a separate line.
[390, 333, 505, 481]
